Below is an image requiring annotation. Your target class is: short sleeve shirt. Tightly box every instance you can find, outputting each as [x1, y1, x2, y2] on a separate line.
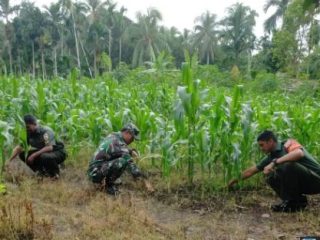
[256, 139, 320, 176]
[27, 126, 56, 151]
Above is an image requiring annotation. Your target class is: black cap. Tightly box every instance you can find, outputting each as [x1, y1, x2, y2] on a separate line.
[23, 114, 37, 125]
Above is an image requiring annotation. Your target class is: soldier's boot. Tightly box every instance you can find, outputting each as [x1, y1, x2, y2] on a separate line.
[114, 178, 122, 186]
[105, 176, 119, 196]
[105, 184, 119, 196]
[271, 195, 308, 212]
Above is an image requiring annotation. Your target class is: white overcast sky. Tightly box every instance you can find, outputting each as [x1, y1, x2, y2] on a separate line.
[13, 0, 272, 37]
[115, 0, 271, 37]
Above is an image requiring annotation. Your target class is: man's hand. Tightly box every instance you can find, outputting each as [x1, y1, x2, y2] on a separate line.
[263, 162, 275, 175]
[8, 146, 23, 161]
[227, 179, 238, 189]
[130, 149, 139, 158]
[27, 153, 37, 164]
[143, 179, 155, 193]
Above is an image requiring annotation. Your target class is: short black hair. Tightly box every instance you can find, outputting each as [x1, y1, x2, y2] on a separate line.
[23, 114, 37, 125]
[257, 130, 277, 142]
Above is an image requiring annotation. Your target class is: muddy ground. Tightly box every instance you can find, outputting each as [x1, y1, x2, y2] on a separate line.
[1, 165, 320, 240]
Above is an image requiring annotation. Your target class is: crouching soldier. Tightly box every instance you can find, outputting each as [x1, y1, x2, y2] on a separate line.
[8, 114, 67, 179]
[87, 123, 154, 195]
[228, 130, 320, 212]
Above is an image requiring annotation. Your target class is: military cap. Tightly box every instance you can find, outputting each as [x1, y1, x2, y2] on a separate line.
[122, 123, 140, 140]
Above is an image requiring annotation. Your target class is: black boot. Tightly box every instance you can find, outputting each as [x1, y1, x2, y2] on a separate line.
[105, 184, 119, 196]
[271, 196, 308, 213]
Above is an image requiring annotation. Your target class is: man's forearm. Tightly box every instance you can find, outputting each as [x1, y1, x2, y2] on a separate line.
[31, 145, 53, 158]
[275, 149, 304, 165]
[9, 146, 23, 161]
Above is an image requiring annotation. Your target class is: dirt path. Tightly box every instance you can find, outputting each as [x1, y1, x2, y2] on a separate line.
[139, 191, 320, 240]
[2, 167, 320, 240]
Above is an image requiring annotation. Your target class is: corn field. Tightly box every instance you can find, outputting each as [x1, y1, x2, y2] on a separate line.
[1, 66, 320, 191]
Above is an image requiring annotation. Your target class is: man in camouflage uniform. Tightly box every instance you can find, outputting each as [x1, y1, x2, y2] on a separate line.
[8, 114, 67, 179]
[87, 123, 153, 195]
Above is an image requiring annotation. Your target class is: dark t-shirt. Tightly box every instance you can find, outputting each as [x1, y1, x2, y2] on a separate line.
[256, 140, 320, 176]
[27, 126, 56, 151]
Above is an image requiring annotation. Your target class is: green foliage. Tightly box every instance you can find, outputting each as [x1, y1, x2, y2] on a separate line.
[302, 46, 320, 79]
[250, 72, 279, 93]
[112, 62, 131, 82]
[220, 3, 257, 67]
[272, 30, 298, 74]
[230, 65, 241, 82]
[0, 120, 13, 175]
[100, 52, 112, 73]
[194, 65, 231, 87]
[2, 67, 320, 193]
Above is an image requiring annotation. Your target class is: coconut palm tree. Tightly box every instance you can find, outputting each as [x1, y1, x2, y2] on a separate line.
[194, 11, 219, 65]
[132, 8, 168, 67]
[84, 0, 108, 76]
[0, 0, 19, 74]
[220, 3, 257, 66]
[44, 2, 64, 77]
[103, 1, 117, 71]
[58, 0, 88, 71]
[114, 6, 128, 64]
[263, 0, 291, 33]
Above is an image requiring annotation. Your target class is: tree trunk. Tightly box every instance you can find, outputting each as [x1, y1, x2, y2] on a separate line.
[41, 47, 46, 80]
[61, 27, 64, 56]
[119, 37, 122, 64]
[94, 49, 97, 77]
[78, 37, 93, 78]
[8, 41, 13, 75]
[108, 28, 112, 72]
[206, 53, 209, 65]
[71, 12, 81, 71]
[18, 51, 22, 76]
[5, 22, 13, 75]
[247, 51, 252, 80]
[32, 41, 35, 79]
[53, 47, 58, 77]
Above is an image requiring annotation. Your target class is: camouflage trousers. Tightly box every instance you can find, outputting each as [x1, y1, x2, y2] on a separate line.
[88, 157, 128, 185]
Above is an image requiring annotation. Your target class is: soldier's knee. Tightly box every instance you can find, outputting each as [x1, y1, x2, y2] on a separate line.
[266, 172, 277, 185]
[278, 162, 298, 172]
[39, 152, 60, 162]
[88, 167, 104, 183]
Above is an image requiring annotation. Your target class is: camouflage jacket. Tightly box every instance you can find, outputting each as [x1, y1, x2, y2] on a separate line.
[87, 132, 142, 178]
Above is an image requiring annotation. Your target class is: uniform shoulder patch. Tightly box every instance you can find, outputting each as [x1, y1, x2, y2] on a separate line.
[43, 133, 49, 145]
[284, 139, 302, 153]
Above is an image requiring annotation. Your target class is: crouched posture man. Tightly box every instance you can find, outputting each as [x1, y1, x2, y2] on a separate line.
[8, 114, 67, 179]
[228, 130, 320, 212]
[87, 123, 153, 195]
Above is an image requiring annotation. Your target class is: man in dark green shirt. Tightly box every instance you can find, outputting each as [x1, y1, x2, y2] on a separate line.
[8, 115, 67, 179]
[228, 130, 320, 212]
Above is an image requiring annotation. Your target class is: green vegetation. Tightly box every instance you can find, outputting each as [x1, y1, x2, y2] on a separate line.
[1, 0, 320, 238]
[0, 0, 319, 79]
[1, 65, 320, 192]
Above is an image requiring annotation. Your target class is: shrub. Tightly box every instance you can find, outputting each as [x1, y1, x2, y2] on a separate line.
[250, 72, 279, 93]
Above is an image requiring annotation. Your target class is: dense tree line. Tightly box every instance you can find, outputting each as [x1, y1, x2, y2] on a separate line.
[0, 0, 319, 79]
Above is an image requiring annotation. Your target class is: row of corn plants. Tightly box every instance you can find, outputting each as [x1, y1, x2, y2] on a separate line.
[1, 70, 320, 191]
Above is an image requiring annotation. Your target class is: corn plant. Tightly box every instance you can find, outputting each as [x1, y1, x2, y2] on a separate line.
[0, 121, 13, 175]
[2, 71, 320, 193]
[174, 64, 209, 184]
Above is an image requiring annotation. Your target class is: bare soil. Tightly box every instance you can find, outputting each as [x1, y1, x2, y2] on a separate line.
[1, 165, 320, 240]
